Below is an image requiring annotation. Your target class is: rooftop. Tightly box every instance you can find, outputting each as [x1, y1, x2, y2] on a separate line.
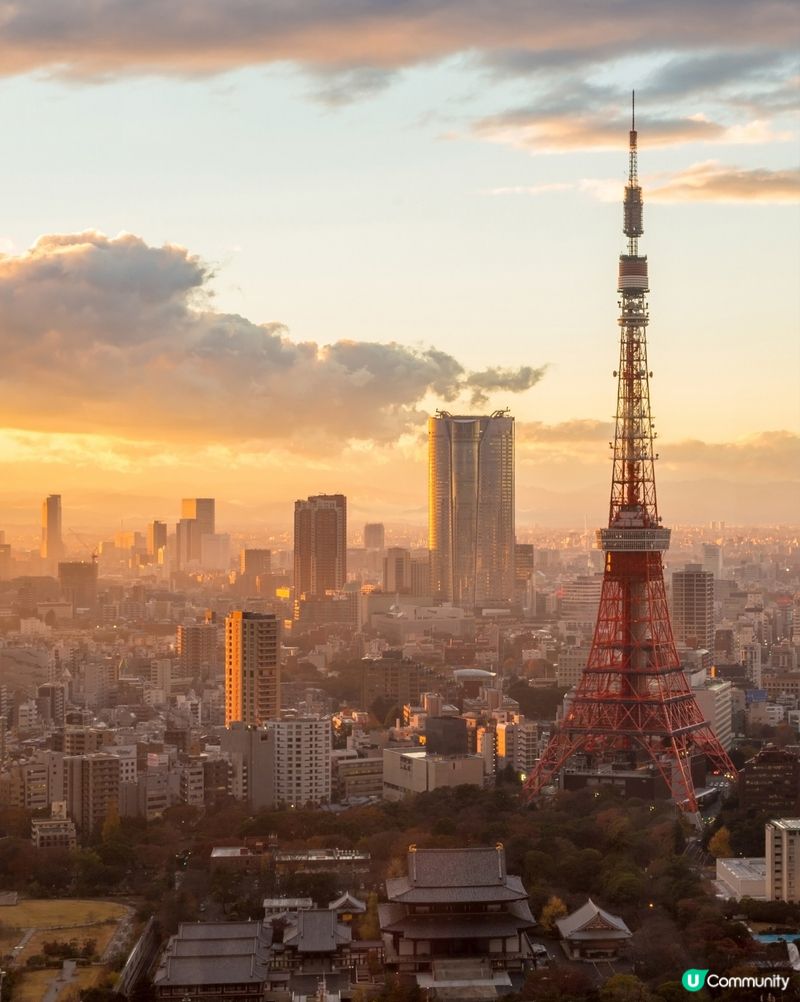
[771, 818, 800, 831]
[386, 846, 528, 904]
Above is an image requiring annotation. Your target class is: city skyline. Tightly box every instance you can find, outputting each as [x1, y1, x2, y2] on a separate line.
[0, 1, 797, 529]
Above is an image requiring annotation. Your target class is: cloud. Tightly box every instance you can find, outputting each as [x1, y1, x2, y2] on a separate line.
[517, 420, 615, 444]
[661, 431, 800, 476]
[649, 161, 800, 202]
[466, 366, 547, 405]
[488, 162, 799, 204]
[0, 1, 796, 81]
[470, 108, 792, 154]
[0, 231, 543, 451]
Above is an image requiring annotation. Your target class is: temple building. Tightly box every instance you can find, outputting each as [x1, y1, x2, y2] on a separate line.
[379, 845, 535, 987]
[555, 899, 632, 962]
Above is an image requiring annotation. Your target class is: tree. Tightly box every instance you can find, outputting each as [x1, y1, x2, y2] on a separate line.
[539, 895, 568, 932]
[600, 974, 656, 1002]
[356, 892, 380, 940]
[521, 967, 593, 1002]
[708, 826, 733, 859]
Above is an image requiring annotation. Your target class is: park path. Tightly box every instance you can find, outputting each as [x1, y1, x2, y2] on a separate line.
[41, 961, 77, 1002]
[101, 906, 136, 962]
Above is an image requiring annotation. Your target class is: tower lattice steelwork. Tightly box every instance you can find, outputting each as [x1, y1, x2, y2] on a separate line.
[523, 98, 736, 812]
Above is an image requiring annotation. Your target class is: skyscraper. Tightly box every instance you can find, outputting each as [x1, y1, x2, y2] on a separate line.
[41, 494, 64, 567]
[224, 611, 281, 725]
[58, 560, 98, 614]
[294, 494, 347, 597]
[181, 498, 215, 536]
[428, 411, 515, 607]
[672, 563, 715, 657]
[364, 523, 385, 550]
[147, 520, 167, 557]
[180, 498, 215, 562]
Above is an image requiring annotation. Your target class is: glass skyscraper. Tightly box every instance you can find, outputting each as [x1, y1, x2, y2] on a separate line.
[428, 411, 515, 607]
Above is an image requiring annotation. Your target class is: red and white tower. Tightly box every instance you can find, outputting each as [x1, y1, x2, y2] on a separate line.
[523, 98, 736, 812]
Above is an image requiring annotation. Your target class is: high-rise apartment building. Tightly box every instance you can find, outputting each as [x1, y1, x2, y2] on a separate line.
[428, 411, 514, 607]
[178, 620, 221, 677]
[294, 494, 347, 597]
[41, 494, 64, 567]
[270, 718, 332, 807]
[766, 819, 800, 902]
[364, 523, 385, 550]
[672, 563, 715, 653]
[224, 611, 281, 725]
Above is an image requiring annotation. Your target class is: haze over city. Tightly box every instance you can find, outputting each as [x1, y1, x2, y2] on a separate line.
[0, 0, 797, 535]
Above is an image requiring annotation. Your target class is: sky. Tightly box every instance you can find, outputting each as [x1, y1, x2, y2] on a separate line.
[0, 0, 798, 534]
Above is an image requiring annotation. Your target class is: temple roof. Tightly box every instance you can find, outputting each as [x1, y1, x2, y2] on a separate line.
[283, 910, 352, 953]
[556, 899, 632, 941]
[386, 846, 527, 903]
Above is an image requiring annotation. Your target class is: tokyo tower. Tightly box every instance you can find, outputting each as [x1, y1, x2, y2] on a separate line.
[523, 97, 736, 813]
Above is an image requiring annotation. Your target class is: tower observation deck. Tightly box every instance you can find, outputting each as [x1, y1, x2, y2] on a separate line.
[522, 96, 736, 814]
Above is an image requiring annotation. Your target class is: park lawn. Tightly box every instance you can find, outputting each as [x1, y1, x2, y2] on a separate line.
[14, 965, 110, 1002]
[13, 970, 58, 1002]
[0, 926, 21, 954]
[0, 900, 126, 929]
[17, 923, 121, 965]
[56, 966, 107, 1002]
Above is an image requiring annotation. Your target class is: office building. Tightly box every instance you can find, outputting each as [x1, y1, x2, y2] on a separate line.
[514, 543, 534, 605]
[147, 520, 168, 557]
[0, 542, 11, 580]
[702, 543, 723, 579]
[672, 563, 715, 654]
[175, 518, 200, 570]
[384, 547, 412, 593]
[382, 749, 485, 800]
[179, 498, 215, 563]
[224, 612, 281, 726]
[240, 549, 272, 577]
[58, 561, 98, 615]
[41, 494, 64, 567]
[362, 651, 423, 710]
[294, 494, 346, 597]
[691, 678, 733, 751]
[200, 533, 231, 570]
[181, 498, 215, 537]
[741, 746, 800, 815]
[559, 574, 603, 626]
[364, 523, 385, 550]
[766, 819, 800, 903]
[428, 411, 514, 607]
